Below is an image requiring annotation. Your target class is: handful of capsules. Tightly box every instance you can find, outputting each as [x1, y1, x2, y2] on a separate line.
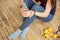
[44, 27, 57, 39]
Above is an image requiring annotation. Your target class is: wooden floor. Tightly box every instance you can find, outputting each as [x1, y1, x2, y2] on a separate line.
[0, 0, 60, 40]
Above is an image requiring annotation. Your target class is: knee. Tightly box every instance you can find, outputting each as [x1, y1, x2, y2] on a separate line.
[31, 4, 44, 12]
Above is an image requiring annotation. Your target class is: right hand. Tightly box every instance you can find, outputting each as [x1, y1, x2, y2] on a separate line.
[21, 10, 35, 18]
[20, 8, 34, 18]
[21, 10, 31, 17]
[20, 7, 30, 17]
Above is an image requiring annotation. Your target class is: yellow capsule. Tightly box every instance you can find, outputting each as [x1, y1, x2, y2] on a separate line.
[48, 32, 53, 36]
[44, 29, 49, 34]
[44, 33, 49, 38]
[52, 34, 57, 39]
[47, 27, 53, 33]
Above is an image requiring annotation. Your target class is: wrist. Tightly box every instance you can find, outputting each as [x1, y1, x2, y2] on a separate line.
[34, 11, 37, 16]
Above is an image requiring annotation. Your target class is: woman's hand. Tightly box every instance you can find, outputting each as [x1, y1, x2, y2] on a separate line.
[20, 8, 29, 17]
[20, 8, 34, 18]
[29, 10, 35, 18]
[21, 10, 31, 17]
[21, 10, 34, 18]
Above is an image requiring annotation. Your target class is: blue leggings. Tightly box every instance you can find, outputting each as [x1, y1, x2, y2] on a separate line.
[19, 4, 54, 31]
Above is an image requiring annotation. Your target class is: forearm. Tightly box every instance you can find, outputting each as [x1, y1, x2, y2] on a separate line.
[34, 0, 52, 18]
[34, 8, 51, 18]
[35, 11, 49, 18]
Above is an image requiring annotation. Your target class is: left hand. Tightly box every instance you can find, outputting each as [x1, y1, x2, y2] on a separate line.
[29, 10, 35, 18]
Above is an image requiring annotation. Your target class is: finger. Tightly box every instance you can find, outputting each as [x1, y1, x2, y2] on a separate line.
[29, 15, 31, 18]
[29, 16, 32, 18]
[29, 13, 32, 18]
[29, 13, 33, 18]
